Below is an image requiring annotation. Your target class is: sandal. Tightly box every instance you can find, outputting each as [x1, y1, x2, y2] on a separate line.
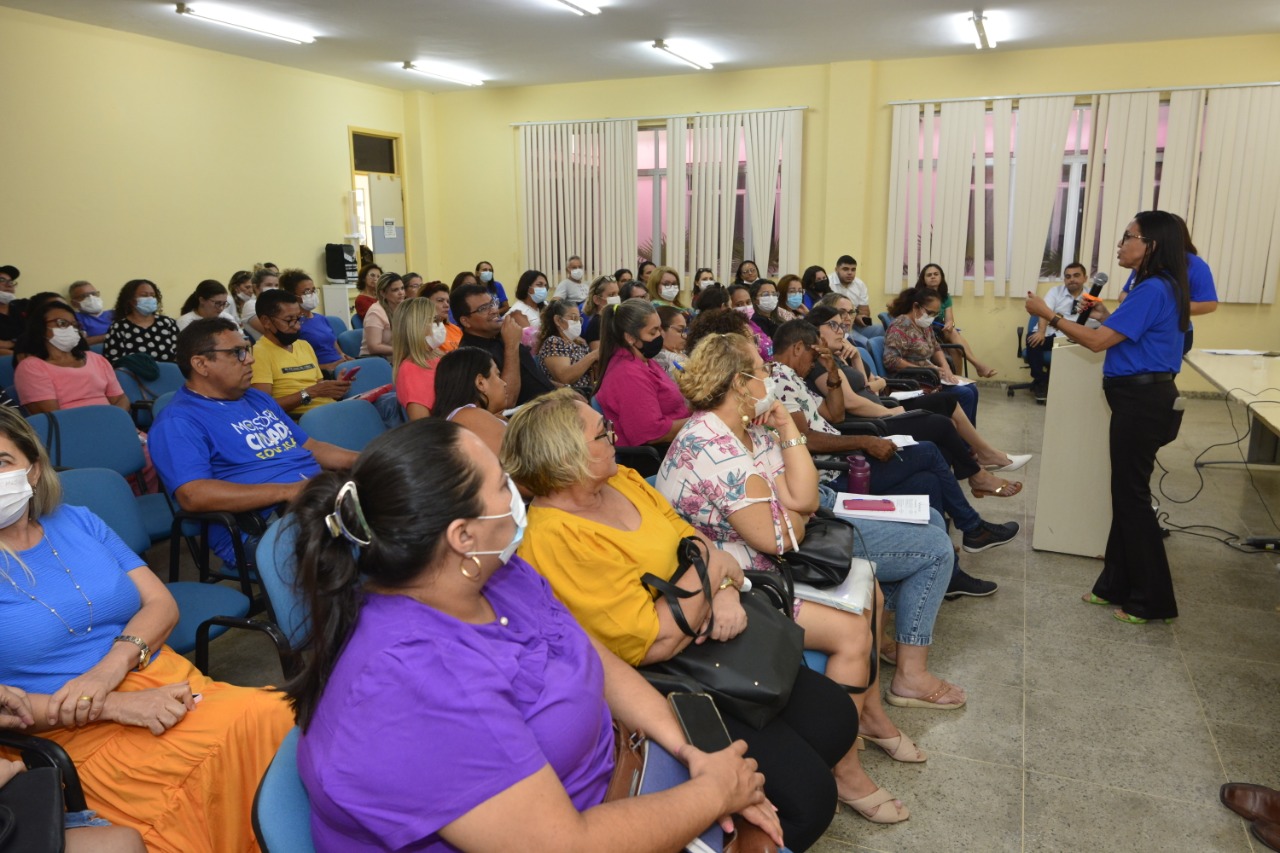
[886, 681, 967, 710]
[840, 787, 910, 824]
[978, 368, 999, 379]
[862, 730, 928, 763]
[1113, 609, 1175, 624]
[880, 640, 898, 667]
[1081, 593, 1111, 605]
[971, 480, 1023, 499]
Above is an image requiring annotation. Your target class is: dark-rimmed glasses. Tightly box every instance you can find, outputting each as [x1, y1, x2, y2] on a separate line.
[201, 346, 252, 363]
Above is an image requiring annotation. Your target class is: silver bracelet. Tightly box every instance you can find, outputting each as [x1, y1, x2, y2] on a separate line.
[779, 435, 808, 450]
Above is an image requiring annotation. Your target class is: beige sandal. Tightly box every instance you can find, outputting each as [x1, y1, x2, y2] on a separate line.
[862, 730, 928, 763]
[885, 680, 967, 710]
[841, 787, 910, 824]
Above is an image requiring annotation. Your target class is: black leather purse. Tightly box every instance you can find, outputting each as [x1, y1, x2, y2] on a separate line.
[639, 538, 805, 729]
[770, 508, 857, 588]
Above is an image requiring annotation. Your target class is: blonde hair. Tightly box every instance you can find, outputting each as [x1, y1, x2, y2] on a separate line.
[391, 297, 438, 381]
[0, 407, 62, 578]
[376, 273, 403, 318]
[500, 388, 593, 497]
[646, 266, 682, 302]
[676, 332, 757, 412]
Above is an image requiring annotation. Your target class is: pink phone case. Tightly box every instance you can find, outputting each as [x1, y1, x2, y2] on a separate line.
[842, 498, 896, 512]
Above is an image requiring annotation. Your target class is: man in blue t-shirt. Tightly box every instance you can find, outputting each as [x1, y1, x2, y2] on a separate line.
[150, 318, 358, 566]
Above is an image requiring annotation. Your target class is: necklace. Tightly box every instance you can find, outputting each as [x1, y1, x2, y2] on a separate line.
[0, 535, 95, 635]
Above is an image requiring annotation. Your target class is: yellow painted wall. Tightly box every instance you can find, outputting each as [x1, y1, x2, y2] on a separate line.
[0, 6, 415, 313]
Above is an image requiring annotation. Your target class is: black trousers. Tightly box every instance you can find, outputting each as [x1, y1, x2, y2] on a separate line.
[723, 667, 859, 853]
[1027, 338, 1053, 383]
[881, 411, 980, 479]
[1093, 382, 1182, 619]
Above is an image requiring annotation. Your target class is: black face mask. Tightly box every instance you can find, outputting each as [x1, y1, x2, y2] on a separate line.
[275, 329, 300, 347]
[637, 335, 664, 360]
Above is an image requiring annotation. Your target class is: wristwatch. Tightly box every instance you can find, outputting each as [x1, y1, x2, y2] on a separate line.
[113, 635, 152, 670]
[299, 388, 313, 405]
[1048, 313, 1064, 330]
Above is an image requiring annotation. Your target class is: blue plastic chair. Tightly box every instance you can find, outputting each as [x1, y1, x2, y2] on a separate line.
[298, 399, 386, 451]
[89, 343, 105, 356]
[252, 728, 314, 853]
[255, 518, 309, 656]
[153, 390, 176, 419]
[339, 357, 392, 398]
[324, 315, 347, 337]
[27, 405, 173, 544]
[0, 355, 13, 389]
[866, 337, 889, 376]
[114, 362, 184, 429]
[57, 468, 283, 672]
[337, 329, 363, 359]
[350, 313, 363, 330]
[878, 311, 893, 331]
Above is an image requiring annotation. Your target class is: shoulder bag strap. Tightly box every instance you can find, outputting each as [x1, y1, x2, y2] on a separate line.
[641, 536, 714, 639]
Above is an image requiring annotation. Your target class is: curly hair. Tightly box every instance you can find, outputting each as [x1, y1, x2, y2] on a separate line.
[676, 332, 757, 412]
[684, 304, 751, 355]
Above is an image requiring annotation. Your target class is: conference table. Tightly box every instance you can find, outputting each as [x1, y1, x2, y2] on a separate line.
[1184, 350, 1280, 466]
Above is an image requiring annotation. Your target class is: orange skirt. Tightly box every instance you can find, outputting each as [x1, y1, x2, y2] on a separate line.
[38, 648, 293, 853]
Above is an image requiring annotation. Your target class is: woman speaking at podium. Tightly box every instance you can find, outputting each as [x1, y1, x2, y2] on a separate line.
[1024, 211, 1189, 624]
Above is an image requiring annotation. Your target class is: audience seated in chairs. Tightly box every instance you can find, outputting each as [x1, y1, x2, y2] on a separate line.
[402, 272, 424, 300]
[594, 299, 689, 448]
[239, 267, 281, 340]
[778, 273, 809, 318]
[352, 264, 382, 321]
[750, 278, 796, 338]
[360, 273, 406, 359]
[104, 280, 180, 365]
[828, 255, 883, 346]
[391, 297, 447, 420]
[884, 285, 981, 424]
[451, 282, 523, 409]
[582, 274, 620, 351]
[646, 265, 683, 308]
[0, 407, 292, 851]
[508, 269, 549, 330]
[535, 299, 598, 394]
[421, 281, 462, 353]
[280, 268, 351, 373]
[504, 389, 860, 849]
[801, 264, 832, 309]
[727, 284, 773, 359]
[177, 279, 238, 333]
[916, 264, 997, 378]
[653, 305, 689, 380]
[284, 418, 779, 851]
[0, 264, 28, 356]
[14, 301, 130, 416]
[149, 318, 357, 570]
[251, 290, 350, 418]
[474, 261, 510, 313]
[228, 270, 253, 320]
[430, 346, 509, 457]
[69, 280, 114, 347]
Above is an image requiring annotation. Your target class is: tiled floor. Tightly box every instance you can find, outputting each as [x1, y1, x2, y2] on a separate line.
[169, 388, 1280, 853]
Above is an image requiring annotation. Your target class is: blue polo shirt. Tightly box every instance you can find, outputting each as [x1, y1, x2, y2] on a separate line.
[1102, 275, 1184, 378]
[150, 386, 321, 564]
[1122, 254, 1215, 334]
[298, 313, 343, 365]
[76, 310, 115, 338]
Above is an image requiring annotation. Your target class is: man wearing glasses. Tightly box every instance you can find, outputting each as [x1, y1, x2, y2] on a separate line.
[450, 282, 529, 409]
[150, 318, 357, 569]
[249, 289, 351, 416]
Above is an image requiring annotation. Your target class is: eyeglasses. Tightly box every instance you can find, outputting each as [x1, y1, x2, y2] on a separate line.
[207, 300, 230, 310]
[301, 288, 317, 296]
[467, 300, 500, 317]
[825, 320, 851, 334]
[665, 325, 688, 337]
[201, 346, 252, 363]
[1120, 232, 1149, 244]
[45, 318, 82, 330]
[594, 418, 616, 446]
[271, 314, 303, 328]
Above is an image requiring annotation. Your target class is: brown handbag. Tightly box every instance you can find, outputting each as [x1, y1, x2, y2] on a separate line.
[604, 720, 778, 853]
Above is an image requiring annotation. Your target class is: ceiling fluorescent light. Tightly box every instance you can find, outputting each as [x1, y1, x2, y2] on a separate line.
[554, 0, 601, 15]
[402, 61, 485, 87]
[969, 12, 996, 49]
[174, 3, 314, 44]
[652, 39, 713, 71]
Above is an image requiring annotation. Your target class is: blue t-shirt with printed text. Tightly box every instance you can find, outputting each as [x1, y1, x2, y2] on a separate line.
[1101, 275, 1184, 377]
[149, 386, 320, 563]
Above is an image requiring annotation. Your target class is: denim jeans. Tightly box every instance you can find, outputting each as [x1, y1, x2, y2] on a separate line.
[816, 492, 954, 647]
[940, 382, 979, 426]
[829, 441, 983, 533]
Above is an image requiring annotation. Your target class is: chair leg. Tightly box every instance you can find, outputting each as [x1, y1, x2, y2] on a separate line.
[195, 616, 293, 677]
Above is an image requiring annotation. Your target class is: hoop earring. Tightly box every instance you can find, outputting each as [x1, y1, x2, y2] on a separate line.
[459, 555, 483, 580]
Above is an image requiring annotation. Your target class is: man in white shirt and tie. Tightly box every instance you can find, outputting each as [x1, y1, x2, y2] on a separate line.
[1026, 262, 1099, 400]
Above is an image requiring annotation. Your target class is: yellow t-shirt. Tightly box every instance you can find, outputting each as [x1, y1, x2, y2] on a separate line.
[518, 466, 699, 666]
[251, 337, 332, 415]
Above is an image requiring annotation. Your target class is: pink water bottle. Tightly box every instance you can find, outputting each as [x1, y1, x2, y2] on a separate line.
[847, 453, 871, 494]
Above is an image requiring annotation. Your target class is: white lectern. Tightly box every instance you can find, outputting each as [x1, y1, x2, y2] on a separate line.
[1032, 340, 1111, 558]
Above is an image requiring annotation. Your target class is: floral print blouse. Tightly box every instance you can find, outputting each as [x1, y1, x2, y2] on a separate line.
[883, 315, 939, 373]
[766, 362, 841, 482]
[656, 410, 795, 572]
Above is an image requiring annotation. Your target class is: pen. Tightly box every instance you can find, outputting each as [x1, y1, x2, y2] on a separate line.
[894, 452, 903, 461]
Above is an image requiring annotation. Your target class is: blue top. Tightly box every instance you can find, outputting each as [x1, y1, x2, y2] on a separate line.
[76, 311, 115, 338]
[298, 557, 613, 852]
[150, 386, 320, 563]
[1122, 254, 1215, 332]
[489, 280, 509, 305]
[1101, 274, 1184, 377]
[0, 505, 147, 694]
[299, 313, 343, 365]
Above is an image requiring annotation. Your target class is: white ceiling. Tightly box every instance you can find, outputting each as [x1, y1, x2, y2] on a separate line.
[6, 0, 1279, 92]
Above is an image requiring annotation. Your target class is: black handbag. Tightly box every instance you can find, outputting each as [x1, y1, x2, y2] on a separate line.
[0, 767, 66, 853]
[772, 508, 857, 588]
[639, 538, 805, 729]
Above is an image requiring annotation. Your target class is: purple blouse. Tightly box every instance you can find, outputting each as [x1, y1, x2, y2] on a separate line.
[595, 350, 691, 447]
[298, 556, 614, 852]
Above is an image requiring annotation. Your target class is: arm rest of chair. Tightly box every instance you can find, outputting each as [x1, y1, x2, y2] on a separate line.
[833, 418, 887, 437]
[883, 378, 920, 391]
[811, 457, 847, 473]
[888, 367, 941, 385]
[168, 510, 255, 599]
[0, 730, 88, 812]
[615, 445, 663, 478]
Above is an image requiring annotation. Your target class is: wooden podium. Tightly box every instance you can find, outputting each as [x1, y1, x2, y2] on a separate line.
[1032, 341, 1111, 558]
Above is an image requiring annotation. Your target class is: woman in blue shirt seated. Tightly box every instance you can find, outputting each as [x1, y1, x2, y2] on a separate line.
[1025, 210, 1189, 624]
[280, 268, 350, 373]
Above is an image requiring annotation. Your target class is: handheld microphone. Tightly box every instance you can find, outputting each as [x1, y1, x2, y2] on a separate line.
[1075, 272, 1108, 324]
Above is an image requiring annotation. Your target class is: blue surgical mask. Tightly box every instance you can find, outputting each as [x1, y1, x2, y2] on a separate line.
[532, 286, 548, 305]
[479, 271, 494, 283]
[787, 292, 804, 309]
[135, 297, 159, 316]
[468, 474, 527, 565]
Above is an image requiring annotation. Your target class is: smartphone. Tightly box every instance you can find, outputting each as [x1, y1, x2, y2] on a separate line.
[842, 498, 896, 512]
[669, 692, 733, 753]
[339, 366, 361, 381]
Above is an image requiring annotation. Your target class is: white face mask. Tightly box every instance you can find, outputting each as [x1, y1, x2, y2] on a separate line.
[915, 313, 934, 328]
[740, 373, 777, 417]
[0, 467, 33, 529]
[479, 270, 494, 283]
[467, 474, 527, 566]
[569, 268, 584, 282]
[49, 327, 82, 352]
[605, 295, 621, 306]
[426, 322, 448, 350]
[300, 293, 320, 312]
[758, 295, 778, 313]
[78, 295, 104, 315]
[660, 284, 679, 301]
[0, 291, 16, 305]
[564, 320, 582, 339]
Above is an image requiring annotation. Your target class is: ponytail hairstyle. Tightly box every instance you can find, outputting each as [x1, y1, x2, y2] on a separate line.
[1131, 210, 1191, 333]
[285, 420, 485, 730]
[179, 279, 229, 316]
[597, 298, 657, 384]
